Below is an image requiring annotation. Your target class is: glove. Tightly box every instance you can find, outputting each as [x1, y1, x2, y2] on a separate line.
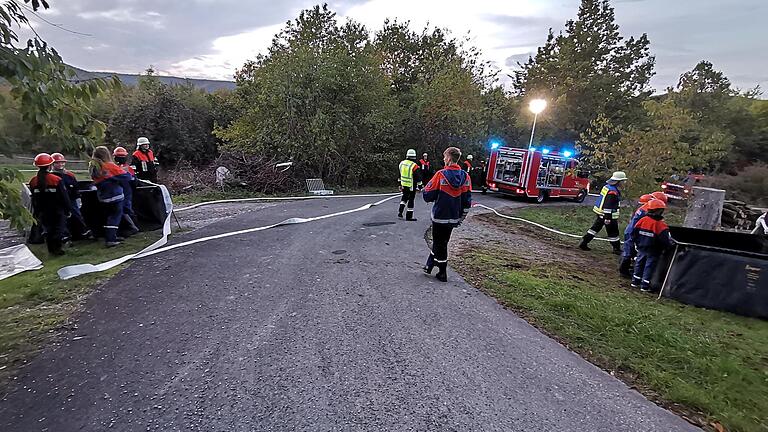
[399, 185, 403, 192]
[75, 198, 82, 209]
[603, 217, 612, 225]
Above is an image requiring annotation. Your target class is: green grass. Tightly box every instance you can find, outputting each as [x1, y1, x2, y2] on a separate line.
[0, 233, 157, 382]
[513, 203, 686, 235]
[456, 207, 768, 432]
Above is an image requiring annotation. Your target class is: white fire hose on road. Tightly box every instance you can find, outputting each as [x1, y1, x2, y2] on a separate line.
[57, 193, 399, 280]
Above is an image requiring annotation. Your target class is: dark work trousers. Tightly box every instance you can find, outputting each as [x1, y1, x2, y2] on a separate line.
[632, 249, 659, 290]
[103, 201, 124, 243]
[66, 204, 91, 240]
[581, 215, 621, 252]
[41, 212, 66, 254]
[398, 187, 417, 220]
[618, 233, 637, 275]
[425, 222, 455, 272]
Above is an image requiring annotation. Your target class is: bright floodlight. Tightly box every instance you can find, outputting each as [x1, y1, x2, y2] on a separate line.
[529, 99, 547, 115]
[563, 150, 572, 158]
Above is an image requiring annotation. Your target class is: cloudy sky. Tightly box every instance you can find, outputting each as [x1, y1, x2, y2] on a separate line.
[25, 0, 768, 92]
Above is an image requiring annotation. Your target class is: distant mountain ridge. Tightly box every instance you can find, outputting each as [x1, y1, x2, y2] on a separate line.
[69, 66, 236, 93]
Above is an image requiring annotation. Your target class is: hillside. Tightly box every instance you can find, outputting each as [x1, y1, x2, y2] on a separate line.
[69, 66, 236, 93]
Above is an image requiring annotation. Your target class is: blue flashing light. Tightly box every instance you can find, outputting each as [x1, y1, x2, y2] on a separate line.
[542, 148, 550, 155]
[490, 141, 500, 150]
[529, 147, 536, 151]
[563, 150, 573, 158]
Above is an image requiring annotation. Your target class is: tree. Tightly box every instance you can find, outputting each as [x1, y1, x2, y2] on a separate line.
[374, 19, 515, 160]
[104, 71, 221, 166]
[671, 61, 764, 166]
[512, 0, 655, 147]
[1, 0, 116, 229]
[218, 5, 402, 186]
[581, 98, 732, 197]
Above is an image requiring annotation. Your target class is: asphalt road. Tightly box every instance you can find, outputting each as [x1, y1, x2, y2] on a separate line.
[0, 193, 698, 432]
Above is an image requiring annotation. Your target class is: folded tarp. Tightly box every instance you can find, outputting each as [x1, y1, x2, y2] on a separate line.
[0, 244, 43, 282]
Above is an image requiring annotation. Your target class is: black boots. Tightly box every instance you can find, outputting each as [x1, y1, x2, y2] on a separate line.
[610, 241, 622, 255]
[121, 214, 140, 237]
[578, 234, 593, 251]
[435, 263, 448, 282]
[423, 254, 434, 274]
[618, 257, 633, 278]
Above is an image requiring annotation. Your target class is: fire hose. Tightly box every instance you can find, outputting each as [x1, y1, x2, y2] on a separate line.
[472, 204, 614, 242]
[57, 193, 399, 280]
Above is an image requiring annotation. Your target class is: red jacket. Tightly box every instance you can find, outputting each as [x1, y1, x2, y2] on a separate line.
[29, 173, 71, 215]
[632, 214, 674, 253]
[462, 160, 472, 172]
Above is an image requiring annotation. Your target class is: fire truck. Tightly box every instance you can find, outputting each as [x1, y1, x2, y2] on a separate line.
[485, 146, 590, 203]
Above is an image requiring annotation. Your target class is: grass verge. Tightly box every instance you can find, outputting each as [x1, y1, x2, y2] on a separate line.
[455, 206, 768, 432]
[0, 233, 157, 383]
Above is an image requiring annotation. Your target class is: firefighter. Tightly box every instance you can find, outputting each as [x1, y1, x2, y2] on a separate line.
[113, 146, 135, 176]
[398, 149, 422, 221]
[618, 193, 654, 277]
[114, 146, 140, 237]
[29, 153, 71, 255]
[419, 153, 432, 182]
[463, 154, 473, 173]
[90, 146, 131, 247]
[131, 137, 158, 183]
[422, 147, 472, 282]
[578, 171, 627, 254]
[50, 153, 92, 241]
[631, 199, 674, 292]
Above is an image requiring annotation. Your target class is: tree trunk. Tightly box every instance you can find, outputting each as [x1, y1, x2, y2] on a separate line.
[684, 187, 725, 230]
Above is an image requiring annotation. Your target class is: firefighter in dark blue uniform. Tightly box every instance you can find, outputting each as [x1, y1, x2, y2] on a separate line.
[90, 146, 132, 247]
[50, 152, 92, 240]
[29, 153, 71, 255]
[578, 171, 627, 254]
[631, 199, 674, 292]
[422, 147, 472, 282]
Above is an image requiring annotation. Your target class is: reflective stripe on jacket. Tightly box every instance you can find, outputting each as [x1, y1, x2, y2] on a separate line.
[399, 159, 419, 188]
[91, 162, 130, 204]
[593, 184, 621, 218]
[423, 164, 472, 225]
[632, 215, 673, 253]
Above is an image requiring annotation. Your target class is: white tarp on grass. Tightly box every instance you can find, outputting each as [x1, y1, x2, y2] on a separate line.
[0, 244, 43, 282]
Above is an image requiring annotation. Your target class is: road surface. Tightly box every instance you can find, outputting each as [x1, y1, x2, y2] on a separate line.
[0, 193, 698, 431]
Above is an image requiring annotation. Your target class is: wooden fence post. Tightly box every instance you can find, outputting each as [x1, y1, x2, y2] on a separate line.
[683, 186, 725, 230]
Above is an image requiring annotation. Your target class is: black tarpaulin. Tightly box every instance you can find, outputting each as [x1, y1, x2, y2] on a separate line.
[78, 180, 167, 236]
[655, 226, 768, 320]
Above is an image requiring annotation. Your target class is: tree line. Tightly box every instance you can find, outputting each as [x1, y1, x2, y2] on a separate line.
[2, 0, 768, 227]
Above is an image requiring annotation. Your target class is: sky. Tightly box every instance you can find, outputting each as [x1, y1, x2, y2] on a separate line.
[22, 0, 768, 93]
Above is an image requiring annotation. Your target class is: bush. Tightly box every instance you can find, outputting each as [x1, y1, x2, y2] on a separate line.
[703, 163, 768, 206]
[160, 151, 302, 196]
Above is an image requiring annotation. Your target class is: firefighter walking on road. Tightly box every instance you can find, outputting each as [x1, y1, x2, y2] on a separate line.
[578, 171, 627, 254]
[422, 147, 472, 282]
[398, 149, 422, 221]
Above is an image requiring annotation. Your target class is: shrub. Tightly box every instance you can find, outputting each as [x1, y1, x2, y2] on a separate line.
[703, 163, 768, 206]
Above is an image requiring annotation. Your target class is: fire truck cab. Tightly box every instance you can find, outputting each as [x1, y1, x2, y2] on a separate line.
[485, 146, 590, 203]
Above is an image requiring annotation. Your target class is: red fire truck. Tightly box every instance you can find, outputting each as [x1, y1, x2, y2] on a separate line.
[485, 146, 590, 203]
